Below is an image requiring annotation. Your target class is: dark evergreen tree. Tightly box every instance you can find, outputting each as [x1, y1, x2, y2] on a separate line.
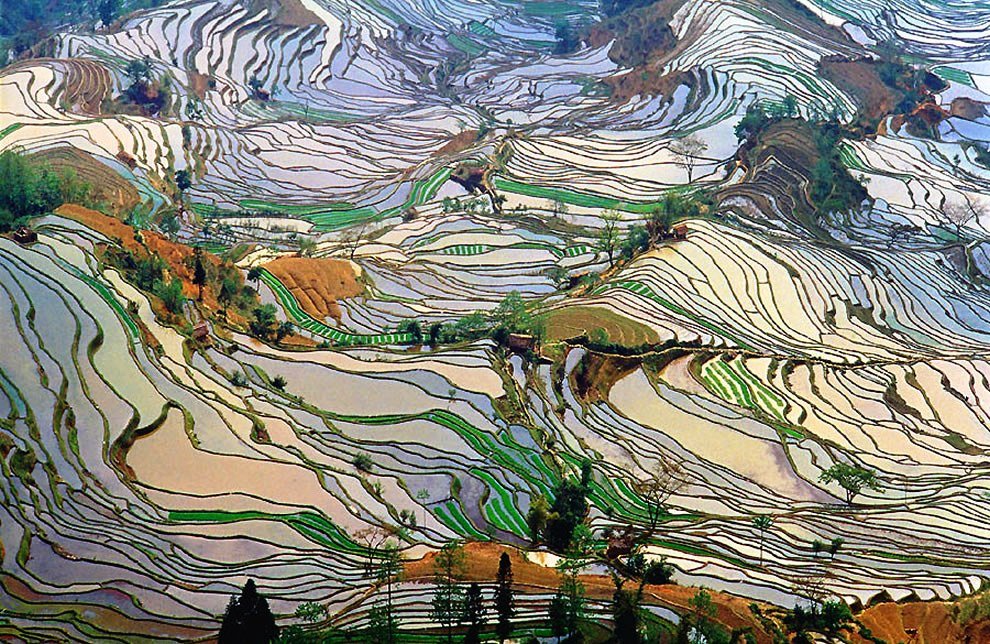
[218, 579, 279, 644]
[463, 582, 486, 644]
[193, 250, 207, 301]
[611, 582, 641, 644]
[494, 552, 514, 643]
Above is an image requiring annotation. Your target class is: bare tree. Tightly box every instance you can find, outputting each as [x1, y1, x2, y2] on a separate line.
[598, 209, 621, 268]
[940, 199, 987, 242]
[341, 221, 369, 260]
[636, 458, 688, 534]
[670, 134, 708, 183]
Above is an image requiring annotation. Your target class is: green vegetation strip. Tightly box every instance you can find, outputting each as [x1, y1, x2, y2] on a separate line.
[0, 123, 23, 140]
[598, 280, 754, 350]
[169, 510, 365, 554]
[494, 177, 668, 214]
[235, 168, 451, 231]
[258, 268, 412, 346]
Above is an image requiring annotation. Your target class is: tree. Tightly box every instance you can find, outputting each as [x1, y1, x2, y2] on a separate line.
[463, 582, 487, 644]
[0, 150, 66, 231]
[752, 515, 774, 567]
[219, 277, 238, 316]
[637, 458, 687, 534]
[670, 135, 708, 183]
[275, 321, 294, 343]
[218, 579, 279, 644]
[544, 265, 570, 289]
[553, 20, 579, 55]
[599, 209, 622, 267]
[612, 577, 643, 644]
[494, 552, 515, 643]
[272, 375, 287, 391]
[298, 236, 317, 257]
[397, 320, 423, 344]
[819, 462, 882, 504]
[248, 75, 264, 97]
[359, 529, 403, 644]
[97, 0, 119, 27]
[249, 304, 278, 339]
[431, 541, 466, 643]
[428, 322, 443, 347]
[125, 57, 152, 85]
[549, 559, 585, 643]
[341, 221, 368, 260]
[247, 266, 263, 285]
[940, 200, 986, 241]
[527, 495, 550, 544]
[193, 250, 207, 301]
[781, 94, 799, 117]
[294, 602, 326, 624]
[175, 169, 192, 195]
[157, 277, 184, 314]
[543, 478, 589, 553]
[410, 488, 429, 524]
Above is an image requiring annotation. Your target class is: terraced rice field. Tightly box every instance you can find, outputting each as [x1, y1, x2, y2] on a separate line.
[3, 0, 990, 639]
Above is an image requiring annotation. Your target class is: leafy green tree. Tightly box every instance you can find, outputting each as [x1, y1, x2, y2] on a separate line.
[598, 209, 622, 267]
[431, 541, 466, 643]
[544, 478, 589, 553]
[549, 560, 585, 643]
[0, 150, 64, 231]
[526, 494, 550, 544]
[250, 304, 278, 339]
[819, 463, 882, 504]
[125, 57, 152, 84]
[275, 321, 294, 342]
[97, 0, 119, 27]
[495, 552, 514, 643]
[219, 277, 238, 316]
[428, 322, 443, 347]
[175, 169, 192, 194]
[397, 320, 423, 344]
[297, 236, 316, 257]
[293, 602, 326, 624]
[156, 277, 184, 313]
[360, 530, 402, 644]
[247, 266, 263, 285]
[219, 579, 279, 643]
[752, 515, 774, 567]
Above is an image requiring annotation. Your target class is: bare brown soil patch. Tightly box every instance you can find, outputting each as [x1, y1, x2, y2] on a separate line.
[435, 129, 479, 157]
[263, 256, 362, 322]
[545, 306, 659, 347]
[572, 352, 643, 403]
[404, 542, 772, 642]
[853, 599, 990, 644]
[272, 0, 321, 26]
[31, 148, 141, 216]
[56, 204, 228, 316]
[188, 71, 211, 100]
[951, 97, 987, 120]
[820, 58, 900, 124]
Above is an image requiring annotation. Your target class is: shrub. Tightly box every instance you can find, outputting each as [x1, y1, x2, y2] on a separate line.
[352, 453, 374, 473]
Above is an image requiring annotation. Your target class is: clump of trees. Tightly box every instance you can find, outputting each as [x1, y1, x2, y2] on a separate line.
[119, 56, 169, 114]
[526, 462, 592, 553]
[219, 579, 279, 643]
[249, 304, 293, 342]
[735, 102, 869, 215]
[413, 291, 546, 349]
[0, 149, 97, 231]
